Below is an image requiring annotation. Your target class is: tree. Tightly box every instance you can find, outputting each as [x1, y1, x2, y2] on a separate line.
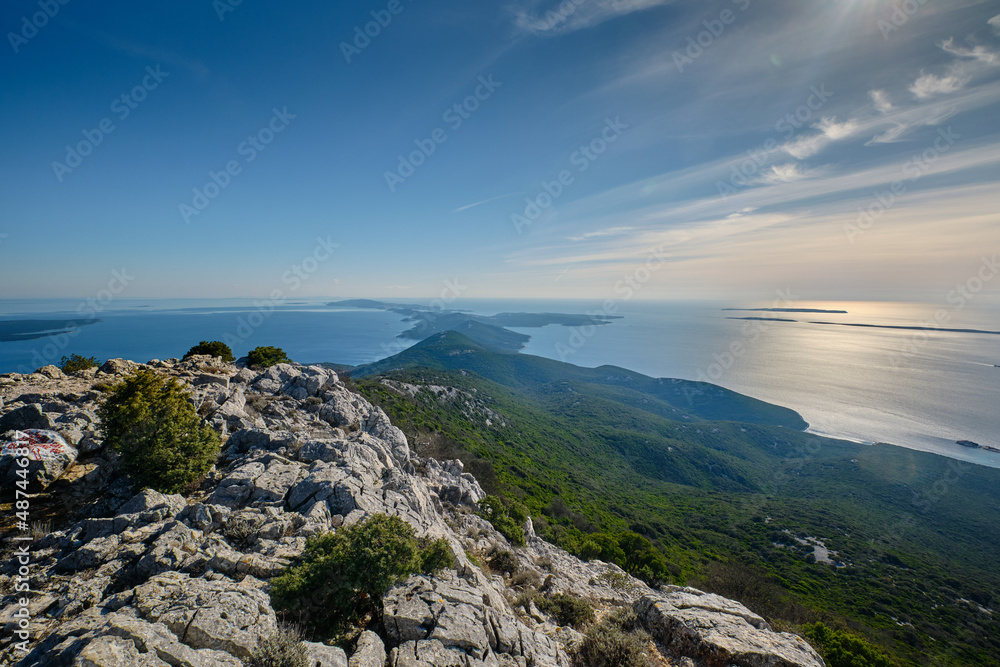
[99, 371, 220, 494]
[184, 341, 235, 362]
[269, 514, 454, 641]
[248, 346, 291, 369]
[60, 354, 100, 373]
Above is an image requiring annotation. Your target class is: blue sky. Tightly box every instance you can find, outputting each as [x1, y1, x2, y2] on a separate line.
[1, 0, 998, 302]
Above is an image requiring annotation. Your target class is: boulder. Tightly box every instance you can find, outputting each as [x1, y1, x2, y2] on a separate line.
[37, 365, 65, 379]
[0, 429, 77, 491]
[0, 403, 50, 433]
[634, 589, 825, 667]
[350, 630, 386, 667]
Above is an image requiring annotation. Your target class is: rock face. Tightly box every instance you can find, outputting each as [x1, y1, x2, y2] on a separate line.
[635, 589, 825, 667]
[0, 358, 825, 667]
[0, 429, 78, 491]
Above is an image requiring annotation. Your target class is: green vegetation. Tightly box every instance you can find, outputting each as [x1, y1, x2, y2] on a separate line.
[351, 333, 1000, 667]
[248, 345, 291, 369]
[574, 608, 652, 667]
[269, 514, 454, 641]
[99, 371, 220, 494]
[804, 623, 893, 667]
[184, 340, 235, 362]
[534, 592, 595, 629]
[60, 354, 99, 373]
[246, 626, 308, 667]
[477, 495, 526, 545]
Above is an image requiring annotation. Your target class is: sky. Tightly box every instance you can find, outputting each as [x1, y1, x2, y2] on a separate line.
[1, 0, 999, 303]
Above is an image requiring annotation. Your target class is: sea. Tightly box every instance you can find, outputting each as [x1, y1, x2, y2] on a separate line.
[1, 297, 998, 469]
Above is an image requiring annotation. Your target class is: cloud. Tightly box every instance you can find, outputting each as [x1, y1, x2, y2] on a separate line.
[869, 89, 894, 114]
[989, 14, 1000, 34]
[940, 38, 999, 65]
[569, 226, 635, 241]
[756, 163, 818, 185]
[909, 70, 972, 98]
[452, 192, 521, 212]
[781, 117, 858, 159]
[512, 0, 673, 36]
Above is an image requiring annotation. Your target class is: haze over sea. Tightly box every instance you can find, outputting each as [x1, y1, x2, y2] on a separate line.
[1, 298, 997, 468]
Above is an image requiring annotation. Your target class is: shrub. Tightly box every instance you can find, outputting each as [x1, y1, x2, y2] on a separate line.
[99, 371, 220, 494]
[248, 346, 291, 369]
[534, 593, 595, 629]
[247, 626, 309, 667]
[803, 623, 893, 667]
[185, 341, 235, 362]
[477, 496, 526, 546]
[269, 514, 454, 640]
[60, 354, 99, 373]
[487, 548, 520, 576]
[224, 514, 265, 549]
[574, 609, 652, 667]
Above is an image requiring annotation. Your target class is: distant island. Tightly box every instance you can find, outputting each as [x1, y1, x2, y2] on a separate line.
[957, 440, 1000, 453]
[0, 318, 101, 343]
[327, 299, 623, 352]
[726, 317, 797, 322]
[722, 308, 848, 314]
[811, 321, 1000, 336]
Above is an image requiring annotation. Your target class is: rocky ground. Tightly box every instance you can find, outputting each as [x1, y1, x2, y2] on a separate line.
[0, 357, 825, 667]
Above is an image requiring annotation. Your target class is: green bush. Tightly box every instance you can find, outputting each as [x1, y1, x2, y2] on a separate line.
[247, 626, 309, 667]
[248, 346, 291, 369]
[184, 341, 235, 362]
[803, 623, 894, 667]
[487, 547, 520, 576]
[98, 371, 221, 494]
[477, 496, 526, 546]
[269, 514, 454, 640]
[534, 593, 595, 629]
[60, 354, 99, 373]
[574, 608, 652, 667]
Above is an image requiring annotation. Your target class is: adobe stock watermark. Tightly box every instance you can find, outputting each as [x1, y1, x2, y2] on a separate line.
[876, 0, 930, 40]
[378, 278, 468, 359]
[672, 0, 751, 73]
[886, 255, 998, 368]
[384, 76, 501, 192]
[555, 245, 668, 361]
[213, 0, 244, 21]
[15, 268, 134, 374]
[51, 66, 169, 183]
[7, 0, 71, 54]
[179, 107, 296, 224]
[222, 236, 338, 348]
[340, 0, 415, 64]
[716, 85, 833, 200]
[694, 288, 797, 386]
[512, 116, 628, 234]
[844, 127, 958, 244]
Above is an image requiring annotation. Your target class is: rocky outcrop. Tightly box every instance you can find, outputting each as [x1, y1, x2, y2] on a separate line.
[635, 589, 825, 667]
[0, 357, 825, 667]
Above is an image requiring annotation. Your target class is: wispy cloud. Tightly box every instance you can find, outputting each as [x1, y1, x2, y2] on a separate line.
[452, 192, 521, 213]
[756, 163, 819, 185]
[988, 14, 1000, 34]
[781, 117, 859, 159]
[568, 226, 634, 241]
[511, 0, 674, 36]
[910, 69, 973, 99]
[870, 89, 894, 114]
[940, 38, 1000, 65]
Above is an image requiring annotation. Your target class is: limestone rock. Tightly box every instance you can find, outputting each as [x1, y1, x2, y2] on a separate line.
[350, 630, 386, 667]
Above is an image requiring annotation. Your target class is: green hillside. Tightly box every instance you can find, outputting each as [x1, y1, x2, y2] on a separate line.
[349, 332, 1000, 667]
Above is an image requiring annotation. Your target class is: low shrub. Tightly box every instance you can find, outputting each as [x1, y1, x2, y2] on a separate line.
[534, 593, 595, 629]
[487, 548, 520, 576]
[247, 626, 309, 667]
[184, 341, 235, 362]
[269, 514, 454, 640]
[248, 346, 291, 369]
[574, 608, 651, 667]
[477, 496, 526, 546]
[60, 354, 100, 373]
[99, 371, 220, 494]
[224, 514, 265, 549]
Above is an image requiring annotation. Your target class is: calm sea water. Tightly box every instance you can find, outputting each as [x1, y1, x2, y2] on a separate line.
[1, 298, 998, 468]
